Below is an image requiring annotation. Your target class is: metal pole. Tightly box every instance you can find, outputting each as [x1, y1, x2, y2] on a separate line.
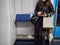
[21, 0, 23, 14]
[51, 4, 58, 45]
[54, 6, 58, 39]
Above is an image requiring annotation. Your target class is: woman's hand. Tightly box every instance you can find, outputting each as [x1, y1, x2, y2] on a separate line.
[37, 12, 47, 17]
[37, 12, 42, 16]
[41, 12, 47, 17]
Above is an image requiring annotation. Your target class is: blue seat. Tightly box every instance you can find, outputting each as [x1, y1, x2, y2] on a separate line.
[15, 14, 30, 22]
[56, 26, 60, 37]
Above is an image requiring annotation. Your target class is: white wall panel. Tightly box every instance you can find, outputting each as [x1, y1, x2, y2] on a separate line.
[0, 0, 16, 45]
[9, 0, 16, 45]
[22, 0, 37, 14]
[0, 0, 10, 45]
[22, 0, 34, 14]
[15, 0, 38, 14]
[15, 0, 22, 14]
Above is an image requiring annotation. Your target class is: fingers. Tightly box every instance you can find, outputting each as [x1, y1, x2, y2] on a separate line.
[37, 12, 42, 16]
[37, 12, 47, 17]
[44, 12, 46, 16]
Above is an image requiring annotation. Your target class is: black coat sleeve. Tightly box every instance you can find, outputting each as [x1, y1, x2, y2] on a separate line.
[34, 2, 39, 15]
[49, 2, 55, 14]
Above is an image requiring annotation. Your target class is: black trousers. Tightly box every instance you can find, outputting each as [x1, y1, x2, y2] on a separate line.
[34, 21, 45, 45]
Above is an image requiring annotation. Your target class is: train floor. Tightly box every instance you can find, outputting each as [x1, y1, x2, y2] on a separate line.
[14, 39, 60, 45]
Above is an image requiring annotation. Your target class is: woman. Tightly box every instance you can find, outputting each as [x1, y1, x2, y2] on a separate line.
[34, 0, 54, 45]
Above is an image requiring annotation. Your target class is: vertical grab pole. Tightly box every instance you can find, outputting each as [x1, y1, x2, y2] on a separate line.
[21, 0, 23, 14]
[53, 5, 58, 39]
[53, 0, 58, 40]
[51, 0, 58, 45]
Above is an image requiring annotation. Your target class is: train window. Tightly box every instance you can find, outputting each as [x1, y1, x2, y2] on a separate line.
[57, 0, 60, 26]
[58, 0, 60, 13]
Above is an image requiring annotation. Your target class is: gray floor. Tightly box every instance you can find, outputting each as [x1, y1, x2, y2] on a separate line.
[14, 39, 60, 45]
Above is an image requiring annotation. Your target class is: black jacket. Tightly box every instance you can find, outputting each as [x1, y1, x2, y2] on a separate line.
[34, 2, 55, 15]
[34, 2, 55, 22]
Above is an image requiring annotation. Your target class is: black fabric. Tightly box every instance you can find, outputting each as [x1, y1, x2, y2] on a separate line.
[48, 2, 55, 14]
[34, 19, 46, 45]
[34, 1, 54, 45]
[30, 15, 39, 24]
[34, 2, 55, 16]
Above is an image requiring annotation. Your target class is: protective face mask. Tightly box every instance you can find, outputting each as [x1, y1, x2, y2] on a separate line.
[42, 0, 46, 2]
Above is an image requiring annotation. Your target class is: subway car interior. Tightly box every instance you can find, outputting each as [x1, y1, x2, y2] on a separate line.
[0, 0, 60, 45]
[14, 0, 60, 45]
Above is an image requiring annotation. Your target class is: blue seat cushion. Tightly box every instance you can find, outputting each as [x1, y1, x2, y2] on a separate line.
[16, 14, 30, 22]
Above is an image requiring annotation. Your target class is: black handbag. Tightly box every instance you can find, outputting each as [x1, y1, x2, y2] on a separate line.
[30, 15, 39, 24]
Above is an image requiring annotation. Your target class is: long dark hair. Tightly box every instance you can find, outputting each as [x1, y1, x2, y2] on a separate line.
[38, 0, 50, 8]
